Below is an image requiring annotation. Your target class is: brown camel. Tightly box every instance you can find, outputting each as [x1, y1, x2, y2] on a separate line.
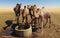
[13, 3, 21, 25]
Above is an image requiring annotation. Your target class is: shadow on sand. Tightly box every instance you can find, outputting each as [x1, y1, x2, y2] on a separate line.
[2, 20, 38, 37]
[2, 20, 17, 36]
[3, 20, 13, 30]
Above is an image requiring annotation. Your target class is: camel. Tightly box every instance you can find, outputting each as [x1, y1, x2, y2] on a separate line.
[13, 3, 21, 25]
[39, 7, 51, 33]
[3, 3, 21, 30]
[22, 6, 29, 23]
[29, 6, 51, 33]
[27, 5, 34, 19]
[13, 4, 51, 33]
[40, 7, 51, 28]
[14, 3, 21, 17]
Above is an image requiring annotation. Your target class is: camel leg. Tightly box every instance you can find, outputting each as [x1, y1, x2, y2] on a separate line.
[30, 16, 34, 25]
[17, 16, 19, 25]
[26, 15, 28, 23]
[22, 16, 25, 23]
[34, 18, 38, 28]
[41, 16, 44, 33]
[49, 17, 51, 28]
[44, 18, 48, 27]
[38, 16, 42, 28]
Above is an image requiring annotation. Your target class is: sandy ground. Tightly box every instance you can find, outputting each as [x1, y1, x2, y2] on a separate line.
[0, 8, 60, 38]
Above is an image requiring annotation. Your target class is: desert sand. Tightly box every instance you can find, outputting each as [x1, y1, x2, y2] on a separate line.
[0, 8, 60, 38]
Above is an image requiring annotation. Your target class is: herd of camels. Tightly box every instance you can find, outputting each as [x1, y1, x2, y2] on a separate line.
[14, 3, 51, 33]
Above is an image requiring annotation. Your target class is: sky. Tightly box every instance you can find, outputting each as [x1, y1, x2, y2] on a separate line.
[0, 0, 60, 8]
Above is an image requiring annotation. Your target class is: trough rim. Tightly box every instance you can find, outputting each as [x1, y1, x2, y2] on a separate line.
[15, 25, 32, 31]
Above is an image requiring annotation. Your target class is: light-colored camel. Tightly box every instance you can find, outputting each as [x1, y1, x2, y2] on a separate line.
[31, 6, 51, 33]
[22, 6, 29, 23]
[40, 7, 51, 28]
